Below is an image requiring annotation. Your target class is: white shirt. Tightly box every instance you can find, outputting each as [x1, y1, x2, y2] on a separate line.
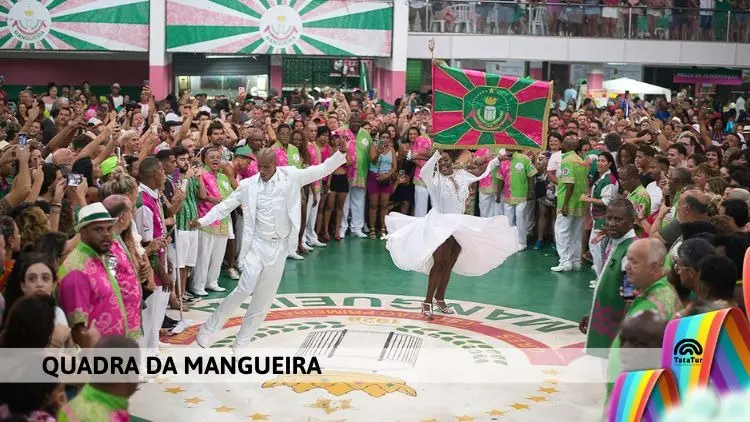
[422, 152, 500, 215]
[134, 183, 161, 243]
[111, 95, 124, 109]
[736, 96, 745, 113]
[547, 151, 562, 177]
[646, 181, 663, 214]
[255, 171, 291, 240]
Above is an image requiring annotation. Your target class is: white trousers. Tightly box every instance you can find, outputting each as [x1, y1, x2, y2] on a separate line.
[554, 214, 584, 267]
[235, 214, 244, 260]
[192, 231, 228, 293]
[589, 228, 604, 276]
[414, 185, 429, 217]
[138, 286, 169, 351]
[504, 201, 529, 248]
[339, 186, 366, 235]
[304, 190, 320, 244]
[478, 192, 503, 217]
[200, 237, 287, 347]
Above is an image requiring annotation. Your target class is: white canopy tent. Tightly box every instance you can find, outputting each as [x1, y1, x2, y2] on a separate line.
[602, 77, 672, 102]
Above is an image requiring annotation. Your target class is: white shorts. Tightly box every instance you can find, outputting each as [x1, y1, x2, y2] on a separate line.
[175, 230, 199, 268]
[602, 7, 618, 19]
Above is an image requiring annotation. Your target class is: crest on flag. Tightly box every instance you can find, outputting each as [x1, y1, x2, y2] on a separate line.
[431, 61, 552, 151]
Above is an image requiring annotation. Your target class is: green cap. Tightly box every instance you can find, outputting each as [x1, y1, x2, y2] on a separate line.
[100, 156, 119, 176]
[234, 146, 253, 158]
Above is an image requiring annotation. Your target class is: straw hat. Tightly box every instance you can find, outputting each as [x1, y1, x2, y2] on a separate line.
[75, 202, 116, 232]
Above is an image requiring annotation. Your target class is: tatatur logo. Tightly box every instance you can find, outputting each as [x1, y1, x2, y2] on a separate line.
[463, 86, 518, 132]
[259, 6, 303, 49]
[673, 338, 704, 365]
[7, 0, 51, 44]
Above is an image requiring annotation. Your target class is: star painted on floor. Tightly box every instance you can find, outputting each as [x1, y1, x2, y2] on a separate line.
[455, 416, 474, 422]
[184, 397, 204, 405]
[542, 369, 560, 375]
[538, 386, 559, 394]
[249, 413, 269, 420]
[338, 399, 352, 410]
[421, 419, 439, 422]
[509, 403, 530, 410]
[486, 409, 508, 417]
[543, 378, 559, 385]
[155, 377, 169, 384]
[214, 405, 234, 413]
[527, 396, 547, 402]
[164, 387, 185, 394]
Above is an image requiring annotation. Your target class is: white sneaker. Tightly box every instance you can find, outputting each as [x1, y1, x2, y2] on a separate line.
[589, 280, 598, 289]
[195, 329, 214, 348]
[310, 239, 327, 247]
[550, 264, 573, 272]
[572, 263, 582, 271]
[338, 230, 346, 238]
[225, 268, 240, 280]
[190, 289, 208, 296]
[288, 252, 304, 260]
[158, 341, 170, 348]
[301, 243, 314, 251]
[351, 231, 367, 238]
[206, 285, 226, 292]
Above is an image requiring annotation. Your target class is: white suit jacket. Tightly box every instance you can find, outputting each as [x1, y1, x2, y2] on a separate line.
[197, 150, 347, 262]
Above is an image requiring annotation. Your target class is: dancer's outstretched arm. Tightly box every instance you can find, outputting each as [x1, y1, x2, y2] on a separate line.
[297, 137, 350, 186]
[194, 181, 245, 228]
[418, 151, 441, 189]
[465, 156, 502, 183]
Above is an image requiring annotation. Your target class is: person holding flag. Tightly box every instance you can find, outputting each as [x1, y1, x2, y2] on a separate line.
[384, 149, 520, 319]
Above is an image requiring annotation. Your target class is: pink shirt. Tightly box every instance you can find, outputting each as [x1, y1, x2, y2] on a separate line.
[411, 136, 432, 187]
[474, 148, 497, 193]
[110, 239, 142, 338]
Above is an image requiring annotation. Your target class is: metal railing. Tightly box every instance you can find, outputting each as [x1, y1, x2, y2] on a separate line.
[408, 0, 750, 43]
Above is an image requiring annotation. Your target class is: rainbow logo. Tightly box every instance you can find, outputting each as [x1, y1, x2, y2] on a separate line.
[661, 307, 750, 396]
[608, 369, 680, 422]
[608, 251, 750, 421]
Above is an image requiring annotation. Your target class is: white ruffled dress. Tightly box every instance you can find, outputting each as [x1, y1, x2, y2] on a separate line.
[385, 151, 521, 276]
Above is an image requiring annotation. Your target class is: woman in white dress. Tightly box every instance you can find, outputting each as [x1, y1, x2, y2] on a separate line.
[385, 149, 521, 319]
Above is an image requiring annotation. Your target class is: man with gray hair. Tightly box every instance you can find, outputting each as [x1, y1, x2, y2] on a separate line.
[192, 138, 350, 351]
[604, 238, 682, 394]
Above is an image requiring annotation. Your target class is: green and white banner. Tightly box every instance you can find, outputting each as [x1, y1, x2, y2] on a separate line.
[0, 0, 149, 51]
[166, 0, 393, 57]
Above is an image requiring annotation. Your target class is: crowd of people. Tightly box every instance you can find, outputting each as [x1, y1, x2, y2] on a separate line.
[409, 0, 749, 42]
[0, 76, 747, 419]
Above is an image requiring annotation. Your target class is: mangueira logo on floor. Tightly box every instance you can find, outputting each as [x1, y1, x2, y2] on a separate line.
[141, 294, 594, 421]
[165, 0, 393, 56]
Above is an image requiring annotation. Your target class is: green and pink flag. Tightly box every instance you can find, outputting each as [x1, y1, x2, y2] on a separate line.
[432, 61, 553, 151]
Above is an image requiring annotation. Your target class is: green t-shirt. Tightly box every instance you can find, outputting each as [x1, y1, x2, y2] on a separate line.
[501, 152, 537, 205]
[627, 185, 651, 236]
[175, 177, 199, 231]
[557, 151, 588, 217]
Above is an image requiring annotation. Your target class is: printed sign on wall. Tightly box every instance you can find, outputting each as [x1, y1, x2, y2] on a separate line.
[0, 0, 149, 51]
[166, 0, 393, 57]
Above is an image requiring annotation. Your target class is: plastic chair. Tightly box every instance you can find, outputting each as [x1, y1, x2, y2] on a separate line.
[453, 4, 475, 33]
[529, 4, 548, 35]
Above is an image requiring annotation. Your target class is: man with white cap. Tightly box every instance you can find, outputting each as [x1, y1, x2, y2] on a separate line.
[57, 203, 126, 347]
[191, 137, 350, 350]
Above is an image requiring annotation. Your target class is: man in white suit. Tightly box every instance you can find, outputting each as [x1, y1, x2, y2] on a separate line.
[192, 137, 349, 349]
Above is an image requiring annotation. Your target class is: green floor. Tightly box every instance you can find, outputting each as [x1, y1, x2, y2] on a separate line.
[130, 237, 595, 422]
[204, 237, 594, 323]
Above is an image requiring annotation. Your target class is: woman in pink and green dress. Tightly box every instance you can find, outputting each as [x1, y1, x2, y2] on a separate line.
[192, 147, 234, 296]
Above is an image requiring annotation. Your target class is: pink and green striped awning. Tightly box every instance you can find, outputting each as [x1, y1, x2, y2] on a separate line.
[0, 0, 148, 51]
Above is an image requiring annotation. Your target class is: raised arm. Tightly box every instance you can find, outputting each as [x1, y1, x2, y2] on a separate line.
[297, 150, 346, 187]
[197, 182, 244, 227]
[418, 150, 440, 185]
[465, 157, 501, 183]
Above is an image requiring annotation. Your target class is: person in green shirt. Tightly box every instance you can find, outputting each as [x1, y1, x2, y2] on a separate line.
[552, 137, 589, 272]
[58, 335, 140, 422]
[619, 164, 651, 237]
[580, 198, 637, 359]
[497, 151, 537, 249]
[605, 238, 682, 397]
